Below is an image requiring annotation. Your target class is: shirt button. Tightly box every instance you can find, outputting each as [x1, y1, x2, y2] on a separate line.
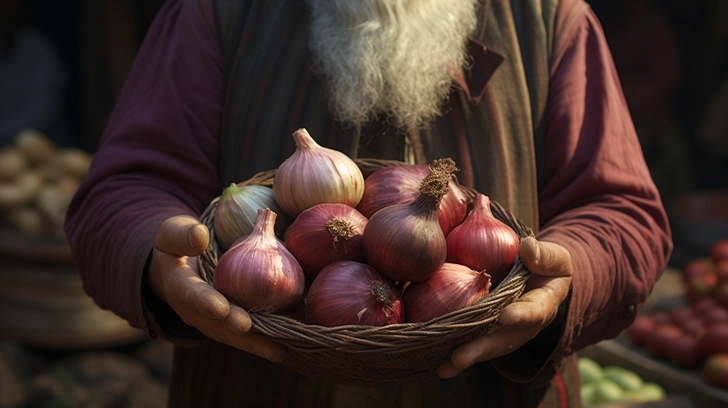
[626, 305, 636, 313]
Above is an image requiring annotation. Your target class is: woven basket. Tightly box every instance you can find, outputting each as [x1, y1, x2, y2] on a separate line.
[198, 158, 533, 387]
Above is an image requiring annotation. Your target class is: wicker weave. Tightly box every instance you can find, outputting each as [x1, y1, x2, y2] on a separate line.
[198, 158, 533, 386]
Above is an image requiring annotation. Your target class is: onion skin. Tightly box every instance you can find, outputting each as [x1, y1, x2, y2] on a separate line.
[364, 202, 446, 282]
[284, 203, 368, 280]
[446, 194, 520, 287]
[363, 159, 457, 282]
[213, 208, 305, 311]
[402, 263, 491, 323]
[306, 261, 404, 327]
[273, 128, 364, 217]
[214, 183, 289, 250]
[356, 164, 470, 236]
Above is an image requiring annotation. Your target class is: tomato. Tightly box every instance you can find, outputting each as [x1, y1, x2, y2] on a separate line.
[647, 324, 683, 359]
[687, 272, 718, 303]
[703, 307, 728, 326]
[697, 323, 728, 358]
[627, 315, 656, 346]
[710, 240, 728, 264]
[692, 297, 718, 314]
[702, 354, 728, 389]
[715, 281, 728, 309]
[667, 334, 703, 367]
[682, 258, 714, 281]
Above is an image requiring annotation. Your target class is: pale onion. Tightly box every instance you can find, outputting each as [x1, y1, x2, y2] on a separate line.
[273, 128, 364, 217]
[306, 261, 404, 327]
[362, 159, 457, 282]
[213, 208, 305, 311]
[356, 164, 470, 236]
[402, 262, 491, 323]
[214, 183, 290, 250]
[446, 194, 520, 287]
[284, 203, 368, 280]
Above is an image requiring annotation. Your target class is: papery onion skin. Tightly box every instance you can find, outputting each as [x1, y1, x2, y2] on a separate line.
[363, 159, 457, 283]
[446, 194, 520, 287]
[402, 263, 491, 323]
[273, 128, 364, 217]
[214, 183, 289, 251]
[356, 164, 470, 236]
[213, 208, 305, 311]
[306, 261, 404, 327]
[284, 203, 368, 280]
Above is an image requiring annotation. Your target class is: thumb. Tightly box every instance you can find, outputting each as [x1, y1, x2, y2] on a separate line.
[154, 215, 210, 257]
[518, 236, 573, 277]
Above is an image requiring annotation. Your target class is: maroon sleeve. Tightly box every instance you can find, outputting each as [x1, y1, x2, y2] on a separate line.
[493, 2, 672, 385]
[64, 0, 224, 344]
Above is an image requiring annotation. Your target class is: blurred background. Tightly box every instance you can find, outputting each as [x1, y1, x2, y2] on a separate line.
[0, 0, 726, 407]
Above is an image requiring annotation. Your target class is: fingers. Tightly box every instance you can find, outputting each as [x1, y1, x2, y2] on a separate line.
[154, 215, 210, 257]
[438, 325, 534, 379]
[226, 304, 253, 333]
[519, 237, 573, 277]
[184, 279, 232, 320]
[151, 249, 231, 320]
[225, 332, 287, 363]
[498, 275, 571, 327]
[437, 274, 572, 379]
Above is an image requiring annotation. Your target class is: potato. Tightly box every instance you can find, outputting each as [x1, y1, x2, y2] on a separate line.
[0, 171, 44, 209]
[0, 148, 28, 181]
[49, 148, 93, 179]
[14, 129, 55, 165]
[55, 175, 81, 196]
[6, 206, 45, 236]
[35, 184, 75, 227]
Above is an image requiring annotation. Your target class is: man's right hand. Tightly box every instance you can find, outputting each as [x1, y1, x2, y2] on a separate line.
[148, 215, 286, 362]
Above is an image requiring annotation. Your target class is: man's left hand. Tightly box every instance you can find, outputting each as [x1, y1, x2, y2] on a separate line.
[437, 236, 573, 379]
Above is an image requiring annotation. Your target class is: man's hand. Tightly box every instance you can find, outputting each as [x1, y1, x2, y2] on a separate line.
[148, 215, 286, 362]
[437, 236, 573, 378]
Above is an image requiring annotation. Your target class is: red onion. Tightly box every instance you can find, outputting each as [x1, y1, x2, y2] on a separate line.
[402, 263, 491, 323]
[362, 159, 458, 282]
[284, 203, 368, 280]
[213, 208, 305, 311]
[356, 164, 470, 236]
[306, 261, 404, 327]
[446, 194, 519, 287]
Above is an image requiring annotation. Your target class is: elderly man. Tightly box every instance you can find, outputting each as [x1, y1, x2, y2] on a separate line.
[66, 0, 672, 406]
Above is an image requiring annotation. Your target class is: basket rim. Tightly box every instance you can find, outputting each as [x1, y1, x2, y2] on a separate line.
[195, 158, 534, 385]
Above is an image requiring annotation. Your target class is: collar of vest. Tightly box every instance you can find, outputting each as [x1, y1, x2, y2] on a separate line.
[451, 37, 505, 105]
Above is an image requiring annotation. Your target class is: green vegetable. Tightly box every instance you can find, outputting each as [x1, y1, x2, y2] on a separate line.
[577, 357, 603, 385]
[602, 366, 644, 392]
[591, 379, 624, 403]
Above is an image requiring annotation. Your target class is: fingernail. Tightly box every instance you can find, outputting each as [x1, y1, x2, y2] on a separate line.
[530, 237, 541, 264]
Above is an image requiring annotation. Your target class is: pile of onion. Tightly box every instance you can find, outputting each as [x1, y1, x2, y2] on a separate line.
[208, 128, 525, 328]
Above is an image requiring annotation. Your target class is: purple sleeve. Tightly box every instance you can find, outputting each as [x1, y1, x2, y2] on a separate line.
[64, 0, 224, 343]
[493, 3, 672, 385]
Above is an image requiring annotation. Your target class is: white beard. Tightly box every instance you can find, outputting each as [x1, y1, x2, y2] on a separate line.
[308, 0, 480, 130]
